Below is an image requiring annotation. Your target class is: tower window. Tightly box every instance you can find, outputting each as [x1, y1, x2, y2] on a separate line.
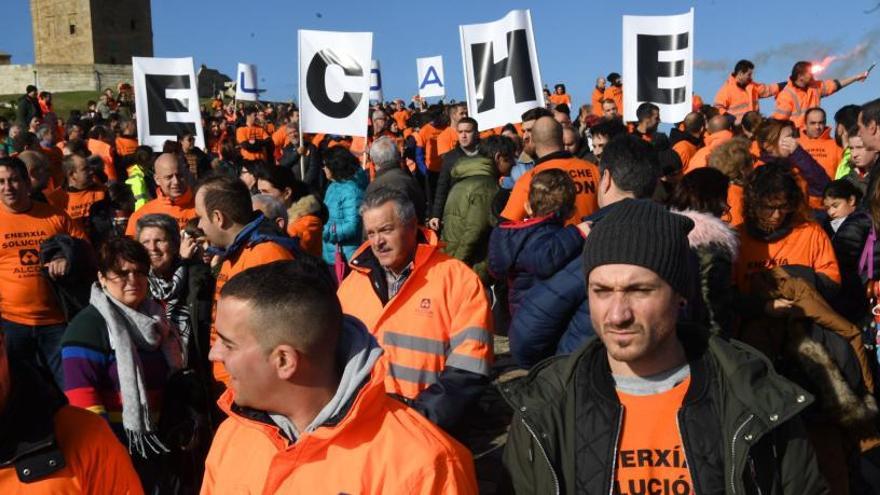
[69, 24, 76, 35]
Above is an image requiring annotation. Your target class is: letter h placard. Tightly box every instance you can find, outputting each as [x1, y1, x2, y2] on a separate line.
[470, 29, 537, 113]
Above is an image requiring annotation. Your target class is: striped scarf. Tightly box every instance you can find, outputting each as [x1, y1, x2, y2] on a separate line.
[148, 262, 191, 351]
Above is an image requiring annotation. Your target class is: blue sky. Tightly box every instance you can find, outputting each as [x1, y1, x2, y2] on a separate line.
[3, 0, 879, 118]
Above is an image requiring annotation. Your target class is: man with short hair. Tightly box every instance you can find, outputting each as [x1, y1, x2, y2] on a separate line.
[337, 188, 493, 431]
[251, 193, 289, 232]
[366, 136, 426, 223]
[585, 118, 627, 163]
[799, 107, 843, 179]
[502, 199, 826, 494]
[713, 59, 784, 124]
[202, 260, 478, 493]
[16, 85, 42, 127]
[669, 112, 705, 171]
[501, 116, 600, 225]
[429, 116, 481, 230]
[773, 61, 868, 128]
[46, 154, 107, 229]
[685, 114, 734, 173]
[125, 153, 197, 235]
[858, 98, 880, 152]
[196, 175, 296, 387]
[601, 98, 620, 120]
[437, 103, 468, 156]
[0, 157, 87, 388]
[508, 135, 661, 366]
[631, 102, 664, 145]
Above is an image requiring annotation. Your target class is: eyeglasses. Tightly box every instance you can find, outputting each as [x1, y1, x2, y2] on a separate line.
[756, 203, 793, 215]
[106, 269, 148, 282]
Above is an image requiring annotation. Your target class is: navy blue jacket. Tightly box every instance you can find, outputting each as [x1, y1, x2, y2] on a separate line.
[487, 214, 584, 316]
[507, 204, 622, 367]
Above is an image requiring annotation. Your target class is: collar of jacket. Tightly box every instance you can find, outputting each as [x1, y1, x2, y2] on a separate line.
[669, 127, 704, 148]
[219, 213, 300, 260]
[348, 228, 438, 305]
[534, 150, 574, 167]
[217, 318, 386, 448]
[705, 129, 734, 147]
[0, 359, 67, 482]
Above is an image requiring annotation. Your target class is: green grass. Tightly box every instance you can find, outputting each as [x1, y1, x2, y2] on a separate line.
[0, 90, 101, 123]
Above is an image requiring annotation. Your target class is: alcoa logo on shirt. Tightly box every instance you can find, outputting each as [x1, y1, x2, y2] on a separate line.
[416, 297, 434, 317]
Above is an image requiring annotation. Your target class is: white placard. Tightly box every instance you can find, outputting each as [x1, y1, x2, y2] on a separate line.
[370, 60, 383, 103]
[298, 29, 372, 137]
[417, 56, 446, 99]
[132, 56, 205, 152]
[622, 9, 694, 123]
[459, 10, 544, 130]
[235, 62, 259, 101]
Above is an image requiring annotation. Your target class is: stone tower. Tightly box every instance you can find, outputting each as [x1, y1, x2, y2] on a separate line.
[30, 0, 153, 65]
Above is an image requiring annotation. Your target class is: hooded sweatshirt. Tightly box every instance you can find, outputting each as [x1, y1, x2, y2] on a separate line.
[201, 317, 479, 494]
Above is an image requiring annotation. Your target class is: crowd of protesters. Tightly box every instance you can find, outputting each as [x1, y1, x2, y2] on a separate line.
[0, 56, 879, 494]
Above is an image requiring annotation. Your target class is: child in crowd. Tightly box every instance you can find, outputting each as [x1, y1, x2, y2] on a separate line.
[488, 169, 589, 317]
[822, 179, 862, 234]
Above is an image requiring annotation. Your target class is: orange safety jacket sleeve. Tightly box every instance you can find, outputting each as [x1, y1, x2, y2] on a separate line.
[409, 273, 493, 430]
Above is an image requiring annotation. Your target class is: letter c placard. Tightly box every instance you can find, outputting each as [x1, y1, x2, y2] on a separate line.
[306, 48, 364, 119]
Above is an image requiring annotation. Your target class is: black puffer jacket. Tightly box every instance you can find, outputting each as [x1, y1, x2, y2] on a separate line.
[823, 209, 875, 323]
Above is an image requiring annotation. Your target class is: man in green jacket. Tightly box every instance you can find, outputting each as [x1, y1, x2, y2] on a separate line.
[441, 135, 515, 284]
[501, 199, 828, 494]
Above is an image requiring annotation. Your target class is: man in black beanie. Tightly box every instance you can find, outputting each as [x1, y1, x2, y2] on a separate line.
[501, 199, 827, 494]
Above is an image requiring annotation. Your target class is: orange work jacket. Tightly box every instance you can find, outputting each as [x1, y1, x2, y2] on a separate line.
[772, 79, 839, 129]
[713, 76, 781, 121]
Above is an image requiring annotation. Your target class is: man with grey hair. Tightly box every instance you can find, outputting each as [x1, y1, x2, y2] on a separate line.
[252, 193, 289, 232]
[338, 187, 493, 432]
[366, 136, 426, 223]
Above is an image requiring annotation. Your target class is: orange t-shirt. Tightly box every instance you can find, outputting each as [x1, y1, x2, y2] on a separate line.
[46, 185, 107, 228]
[87, 139, 116, 182]
[615, 377, 693, 495]
[734, 221, 840, 292]
[271, 127, 289, 163]
[211, 241, 295, 385]
[436, 125, 459, 157]
[393, 109, 411, 130]
[40, 145, 65, 189]
[725, 183, 745, 226]
[798, 130, 842, 181]
[0, 202, 86, 325]
[501, 152, 600, 225]
[418, 123, 446, 172]
[235, 125, 270, 161]
[124, 188, 197, 237]
[115, 136, 139, 158]
[549, 93, 572, 107]
[672, 140, 699, 173]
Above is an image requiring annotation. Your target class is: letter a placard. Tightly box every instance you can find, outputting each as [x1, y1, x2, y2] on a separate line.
[417, 56, 445, 99]
[299, 29, 372, 137]
[132, 56, 205, 152]
[460, 10, 544, 130]
[622, 9, 694, 123]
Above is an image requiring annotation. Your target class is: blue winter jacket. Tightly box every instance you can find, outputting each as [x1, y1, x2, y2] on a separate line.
[487, 214, 584, 316]
[322, 178, 365, 265]
[507, 203, 621, 368]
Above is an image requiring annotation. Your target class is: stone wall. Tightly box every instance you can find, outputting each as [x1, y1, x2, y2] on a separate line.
[0, 64, 133, 95]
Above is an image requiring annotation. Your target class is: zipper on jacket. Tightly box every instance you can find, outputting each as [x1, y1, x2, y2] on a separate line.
[520, 417, 560, 495]
[607, 405, 624, 495]
[675, 411, 697, 495]
[729, 413, 755, 495]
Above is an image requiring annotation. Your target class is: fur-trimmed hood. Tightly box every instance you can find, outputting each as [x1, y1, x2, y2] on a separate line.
[673, 208, 739, 261]
[287, 194, 322, 221]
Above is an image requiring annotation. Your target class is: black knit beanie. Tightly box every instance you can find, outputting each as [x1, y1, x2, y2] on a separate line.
[582, 199, 695, 296]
